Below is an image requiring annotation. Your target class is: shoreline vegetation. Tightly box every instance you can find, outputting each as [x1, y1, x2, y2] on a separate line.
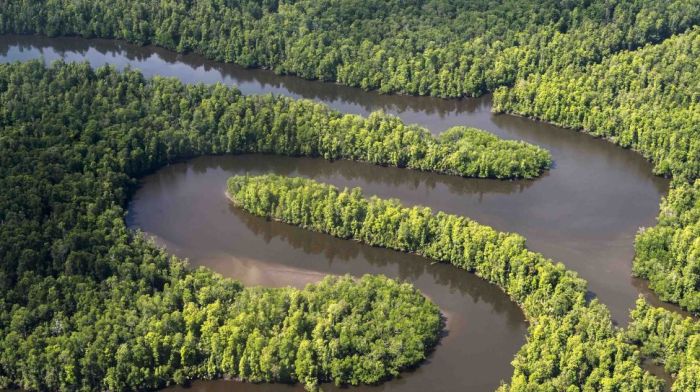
[492, 26, 700, 389]
[0, 61, 465, 392]
[225, 174, 666, 391]
[2, 1, 699, 98]
[1, 0, 698, 291]
[494, 27, 700, 313]
[4, 0, 699, 308]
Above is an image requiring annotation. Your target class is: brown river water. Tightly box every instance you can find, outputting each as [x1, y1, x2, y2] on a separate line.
[0, 35, 675, 391]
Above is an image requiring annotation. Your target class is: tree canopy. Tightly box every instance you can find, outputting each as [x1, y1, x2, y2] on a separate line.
[227, 174, 666, 391]
[627, 299, 700, 392]
[3, 0, 700, 389]
[494, 27, 700, 315]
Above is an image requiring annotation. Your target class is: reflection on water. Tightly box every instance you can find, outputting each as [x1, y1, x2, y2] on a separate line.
[0, 35, 484, 121]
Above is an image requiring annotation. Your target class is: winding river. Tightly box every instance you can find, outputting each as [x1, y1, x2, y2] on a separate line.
[0, 34, 676, 391]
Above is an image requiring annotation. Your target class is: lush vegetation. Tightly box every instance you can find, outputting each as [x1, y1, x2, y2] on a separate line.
[494, 27, 700, 181]
[1, 269, 440, 391]
[2, 0, 697, 309]
[2, 0, 699, 97]
[3, 0, 700, 389]
[490, 17, 700, 391]
[627, 299, 700, 392]
[227, 174, 665, 391]
[494, 27, 700, 315]
[0, 60, 448, 391]
[635, 180, 700, 312]
[0, 61, 549, 180]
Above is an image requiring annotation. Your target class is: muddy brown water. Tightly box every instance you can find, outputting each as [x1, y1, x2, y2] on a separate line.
[0, 34, 675, 391]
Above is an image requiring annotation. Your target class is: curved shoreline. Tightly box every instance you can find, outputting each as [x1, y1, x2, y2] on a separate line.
[133, 155, 529, 391]
[224, 191, 526, 322]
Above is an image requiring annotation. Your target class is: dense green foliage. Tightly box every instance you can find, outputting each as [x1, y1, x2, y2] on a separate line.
[3, 0, 700, 388]
[492, 23, 700, 386]
[1, 268, 439, 391]
[0, 60, 446, 391]
[227, 174, 665, 391]
[494, 27, 700, 180]
[0, 61, 550, 183]
[494, 27, 700, 316]
[627, 299, 700, 392]
[635, 180, 700, 312]
[2, 0, 699, 97]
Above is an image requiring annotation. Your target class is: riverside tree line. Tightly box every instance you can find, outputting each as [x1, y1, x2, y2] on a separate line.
[0, 61, 451, 391]
[494, 27, 700, 314]
[3, 0, 700, 390]
[227, 174, 671, 391]
[493, 24, 700, 386]
[1, 0, 699, 97]
[4, 0, 700, 315]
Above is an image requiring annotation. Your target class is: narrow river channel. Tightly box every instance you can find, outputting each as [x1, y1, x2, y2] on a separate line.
[0, 34, 674, 391]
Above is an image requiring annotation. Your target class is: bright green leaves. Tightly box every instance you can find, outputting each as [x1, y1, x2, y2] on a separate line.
[634, 179, 700, 313]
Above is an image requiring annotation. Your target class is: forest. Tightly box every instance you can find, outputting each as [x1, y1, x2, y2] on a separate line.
[3, 0, 700, 311]
[0, 61, 449, 391]
[3, 0, 700, 391]
[0, 60, 548, 179]
[1, 0, 700, 97]
[494, 26, 700, 314]
[226, 174, 665, 391]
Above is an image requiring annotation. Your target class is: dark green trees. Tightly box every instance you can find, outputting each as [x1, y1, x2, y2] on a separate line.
[1, 61, 550, 180]
[2, 0, 698, 97]
[226, 174, 664, 391]
[2, 0, 698, 313]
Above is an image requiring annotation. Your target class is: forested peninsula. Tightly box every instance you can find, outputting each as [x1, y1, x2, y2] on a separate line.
[227, 174, 700, 390]
[3, 0, 700, 311]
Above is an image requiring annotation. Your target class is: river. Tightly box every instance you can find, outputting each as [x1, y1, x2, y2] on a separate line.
[0, 34, 673, 391]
